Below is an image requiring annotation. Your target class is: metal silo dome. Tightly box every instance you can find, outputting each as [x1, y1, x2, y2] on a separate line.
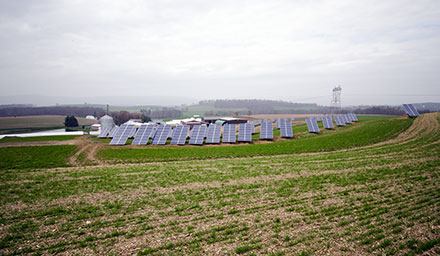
[99, 115, 115, 130]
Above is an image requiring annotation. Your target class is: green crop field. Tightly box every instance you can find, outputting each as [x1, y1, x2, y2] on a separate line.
[0, 135, 79, 143]
[0, 145, 77, 170]
[0, 113, 439, 255]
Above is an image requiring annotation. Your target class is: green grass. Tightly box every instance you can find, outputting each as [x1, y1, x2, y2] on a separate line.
[0, 145, 77, 170]
[98, 117, 413, 163]
[0, 135, 79, 143]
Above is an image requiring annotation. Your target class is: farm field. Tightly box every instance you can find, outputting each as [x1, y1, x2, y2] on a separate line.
[0, 115, 99, 135]
[0, 113, 439, 255]
[0, 135, 79, 144]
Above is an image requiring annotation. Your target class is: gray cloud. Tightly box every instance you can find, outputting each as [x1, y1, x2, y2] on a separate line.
[0, 0, 439, 106]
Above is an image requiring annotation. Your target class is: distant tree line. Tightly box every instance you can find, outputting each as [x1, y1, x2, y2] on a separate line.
[110, 111, 141, 125]
[140, 107, 182, 119]
[0, 106, 105, 117]
[350, 106, 404, 115]
[204, 105, 409, 116]
[201, 99, 316, 110]
[0, 104, 33, 109]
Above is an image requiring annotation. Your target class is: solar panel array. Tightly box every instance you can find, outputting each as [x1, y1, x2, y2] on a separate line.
[306, 117, 320, 133]
[108, 126, 119, 138]
[102, 111, 364, 146]
[189, 125, 207, 145]
[171, 125, 189, 145]
[260, 122, 273, 140]
[206, 124, 221, 144]
[238, 123, 253, 142]
[151, 124, 171, 145]
[98, 127, 111, 138]
[402, 104, 420, 117]
[280, 120, 293, 138]
[132, 124, 155, 145]
[110, 124, 136, 145]
[334, 115, 345, 126]
[322, 116, 334, 129]
[222, 124, 236, 143]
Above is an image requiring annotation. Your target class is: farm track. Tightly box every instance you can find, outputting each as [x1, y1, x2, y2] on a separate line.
[0, 113, 439, 255]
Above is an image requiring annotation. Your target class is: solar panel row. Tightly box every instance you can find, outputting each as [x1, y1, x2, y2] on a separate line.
[402, 104, 420, 117]
[151, 125, 171, 145]
[132, 124, 155, 145]
[322, 116, 334, 129]
[206, 124, 221, 144]
[171, 125, 189, 145]
[108, 126, 119, 138]
[222, 124, 236, 143]
[334, 115, 345, 126]
[343, 114, 352, 124]
[238, 123, 252, 142]
[110, 124, 136, 145]
[349, 113, 358, 122]
[276, 118, 281, 129]
[306, 117, 320, 133]
[98, 127, 112, 138]
[260, 122, 273, 140]
[280, 120, 293, 138]
[189, 125, 207, 145]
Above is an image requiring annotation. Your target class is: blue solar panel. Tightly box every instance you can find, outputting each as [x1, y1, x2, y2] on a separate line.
[306, 117, 319, 133]
[260, 122, 273, 140]
[98, 127, 111, 138]
[108, 126, 119, 138]
[276, 118, 281, 129]
[403, 104, 419, 117]
[407, 104, 420, 116]
[343, 114, 352, 124]
[110, 124, 136, 145]
[334, 115, 345, 126]
[280, 120, 293, 138]
[238, 123, 252, 142]
[349, 113, 358, 122]
[151, 125, 171, 145]
[189, 125, 207, 145]
[206, 124, 221, 144]
[322, 116, 334, 129]
[171, 125, 189, 145]
[222, 124, 236, 143]
[132, 124, 155, 145]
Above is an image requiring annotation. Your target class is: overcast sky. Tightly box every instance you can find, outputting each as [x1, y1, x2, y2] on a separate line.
[1, 0, 439, 106]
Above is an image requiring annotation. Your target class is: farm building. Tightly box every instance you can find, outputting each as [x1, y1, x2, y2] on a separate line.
[99, 115, 115, 131]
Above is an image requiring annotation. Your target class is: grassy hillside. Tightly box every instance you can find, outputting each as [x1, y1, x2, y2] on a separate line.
[0, 113, 438, 255]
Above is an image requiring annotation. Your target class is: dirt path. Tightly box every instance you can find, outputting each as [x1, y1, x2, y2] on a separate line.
[67, 136, 103, 166]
